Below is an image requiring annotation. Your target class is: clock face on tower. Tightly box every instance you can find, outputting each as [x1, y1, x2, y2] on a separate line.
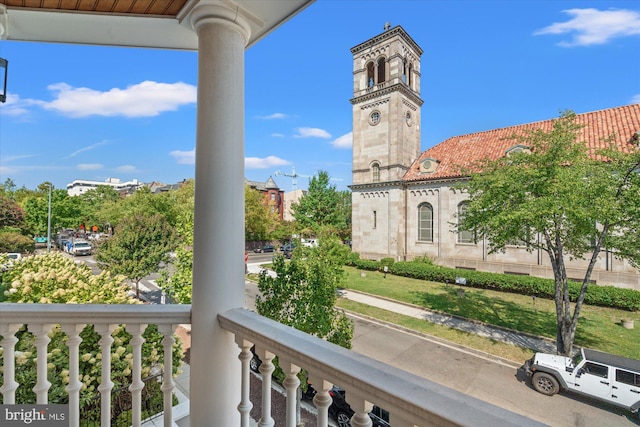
[369, 111, 381, 126]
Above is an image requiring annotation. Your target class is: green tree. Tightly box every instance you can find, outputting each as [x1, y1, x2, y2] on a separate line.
[457, 110, 640, 356]
[291, 171, 350, 237]
[256, 236, 353, 348]
[245, 184, 275, 241]
[0, 178, 17, 196]
[0, 194, 25, 228]
[23, 186, 83, 235]
[96, 214, 177, 298]
[157, 182, 195, 304]
[272, 219, 297, 243]
[78, 185, 121, 229]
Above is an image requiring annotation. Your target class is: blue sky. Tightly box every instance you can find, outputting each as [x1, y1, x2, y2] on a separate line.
[1, 1, 639, 193]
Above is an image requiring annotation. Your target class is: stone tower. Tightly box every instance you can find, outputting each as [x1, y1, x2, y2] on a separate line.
[350, 24, 423, 186]
[350, 25, 424, 261]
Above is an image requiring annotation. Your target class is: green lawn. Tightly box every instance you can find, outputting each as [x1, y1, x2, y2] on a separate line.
[340, 267, 640, 360]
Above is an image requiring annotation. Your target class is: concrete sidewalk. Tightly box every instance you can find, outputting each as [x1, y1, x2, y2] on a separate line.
[339, 289, 557, 353]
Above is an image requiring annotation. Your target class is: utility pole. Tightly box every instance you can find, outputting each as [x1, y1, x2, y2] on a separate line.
[46, 184, 52, 253]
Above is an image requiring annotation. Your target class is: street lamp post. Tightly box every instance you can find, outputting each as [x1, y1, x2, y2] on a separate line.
[47, 184, 52, 253]
[0, 57, 7, 103]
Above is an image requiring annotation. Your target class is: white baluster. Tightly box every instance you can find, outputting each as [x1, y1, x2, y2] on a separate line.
[0, 324, 21, 403]
[308, 376, 333, 427]
[235, 337, 254, 427]
[278, 357, 300, 427]
[126, 324, 147, 427]
[28, 323, 53, 404]
[344, 390, 373, 427]
[61, 324, 85, 427]
[256, 348, 275, 427]
[95, 324, 116, 426]
[159, 324, 177, 427]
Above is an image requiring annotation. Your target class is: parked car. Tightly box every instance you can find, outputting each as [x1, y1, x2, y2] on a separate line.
[324, 386, 390, 427]
[524, 348, 640, 419]
[70, 240, 92, 256]
[254, 244, 275, 253]
[280, 243, 295, 252]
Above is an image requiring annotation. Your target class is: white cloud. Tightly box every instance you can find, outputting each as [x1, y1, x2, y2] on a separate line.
[169, 149, 288, 169]
[534, 8, 640, 47]
[271, 133, 285, 138]
[293, 127, 332, 139]
[170, 149, 195, 165]
[41, 81, 197, 118]
[77, 163, 103, 171]
[116, 165, 137, 173]
[631, 94, 640, 104]
[65, 141, 109, 159]
[0, 94, 40, 117]
[245, 156, 290, 169]
[330, 132, 352, 149]
[257, 113, 288, 120]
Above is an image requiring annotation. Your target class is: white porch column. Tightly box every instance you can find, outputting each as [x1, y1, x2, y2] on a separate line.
[189, 3, 251, 426]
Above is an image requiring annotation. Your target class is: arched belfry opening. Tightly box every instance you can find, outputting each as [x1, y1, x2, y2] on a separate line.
[377, 57, 386, 84]
[367, 61, 375, 87]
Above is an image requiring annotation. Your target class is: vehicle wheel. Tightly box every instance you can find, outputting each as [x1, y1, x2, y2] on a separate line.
[532, 372, 559, 396]
[335, 411, 351, 427]
[249, 355, 261, 373]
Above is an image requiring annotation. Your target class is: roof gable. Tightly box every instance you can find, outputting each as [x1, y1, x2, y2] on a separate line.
[404, 104, 640, 182]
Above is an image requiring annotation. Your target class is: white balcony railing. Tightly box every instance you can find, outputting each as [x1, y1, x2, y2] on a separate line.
[1, 303, 547, 427]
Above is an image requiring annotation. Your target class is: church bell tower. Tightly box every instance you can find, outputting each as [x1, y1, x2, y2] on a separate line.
[350, 24, 423, 185]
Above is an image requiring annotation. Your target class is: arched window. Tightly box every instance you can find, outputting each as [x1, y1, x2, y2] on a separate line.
[418, 203, 433, 242]
[372, 162, 380, 182]
[457, 202, 474, 244]
[367, 62, 375, 88]
[407, 63, 412, 87]
[377, 57, 386, 84]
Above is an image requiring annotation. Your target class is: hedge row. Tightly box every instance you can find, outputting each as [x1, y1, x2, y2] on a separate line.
[346, 258, 640, 312]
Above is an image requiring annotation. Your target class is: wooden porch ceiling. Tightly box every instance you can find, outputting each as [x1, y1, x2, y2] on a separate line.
[1, 0, 188, 17]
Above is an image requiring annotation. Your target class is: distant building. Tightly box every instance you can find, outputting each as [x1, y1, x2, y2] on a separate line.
[282, 189, 306, 222]
[245, 177, 285, 220]
[149, 179, 191, 194]
[66, 177, 143, 197]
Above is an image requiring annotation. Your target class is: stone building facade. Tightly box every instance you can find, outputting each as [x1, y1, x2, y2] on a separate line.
[350, 25, 640, 290]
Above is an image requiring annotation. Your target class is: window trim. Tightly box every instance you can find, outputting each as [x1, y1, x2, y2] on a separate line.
[457, 201, 474, 244]
[417, 202, 433, 243]
[372, 162, 380, 182]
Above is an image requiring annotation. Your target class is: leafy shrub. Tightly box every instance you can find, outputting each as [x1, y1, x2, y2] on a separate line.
[348, 257, 640, 311]
[380, 258, 395, 269]
[0, 230, 34, 254]
[410, 255, 434, 265]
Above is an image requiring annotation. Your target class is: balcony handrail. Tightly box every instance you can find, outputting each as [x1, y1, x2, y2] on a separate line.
[219, 307, 547, 427]
[0, 303, 192, 325]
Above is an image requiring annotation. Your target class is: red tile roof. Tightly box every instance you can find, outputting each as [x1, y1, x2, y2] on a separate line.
[404, 104, 640, 182]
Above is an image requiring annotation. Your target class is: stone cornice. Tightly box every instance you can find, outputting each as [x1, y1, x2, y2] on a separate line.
[350, 83, 423, 107]
[350, 25, 423, 57]
[404, 176, 470, 187]
[349, 180, 404, 191]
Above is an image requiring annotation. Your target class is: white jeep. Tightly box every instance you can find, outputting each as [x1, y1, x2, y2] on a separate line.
[524, 348, 640, 419]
